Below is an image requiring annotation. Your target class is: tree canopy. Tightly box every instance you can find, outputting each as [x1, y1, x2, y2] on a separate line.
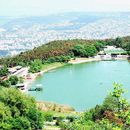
[59, 83, 130, 130]
[0, 36, 130, 67]
[0, 88, 44, 130]
[0, 66, 8, 77]
[29, 59, 42, 73]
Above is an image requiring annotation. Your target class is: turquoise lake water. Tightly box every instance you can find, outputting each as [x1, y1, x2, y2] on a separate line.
[29, 60, 130, 111]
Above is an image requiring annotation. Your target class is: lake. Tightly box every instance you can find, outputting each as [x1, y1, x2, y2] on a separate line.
[29, 60, 130, 111]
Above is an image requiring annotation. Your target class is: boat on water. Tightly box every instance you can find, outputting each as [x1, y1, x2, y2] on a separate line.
[28, 84, 43, 91]
[28, 87, 43, 91]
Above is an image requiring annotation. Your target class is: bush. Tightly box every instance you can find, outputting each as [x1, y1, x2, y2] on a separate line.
[46, 55, 71, 63]
[43, 112, 53, 122]
[103, 95, 119, 111]
[0, 79, 10, 88]
[19, 76, 24, 83]
[94, 42, 104, 51]
[29, 59, 42, 73]
[84, 110, 93, 121]
[0, 88, 44, 129]
[84, 44, 97, 57]
[11, 117, 31, 130]
[56, 116, 64, 126]
[9, 75, 19, 85]
[72, 44, 86, 57]
[90, 105, 104, 121]
[72, 44, 97, 57]
[0, 66, 8, 77]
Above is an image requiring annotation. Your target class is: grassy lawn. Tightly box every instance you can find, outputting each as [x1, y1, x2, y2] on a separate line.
[42, 62, 67, 71]
[47, 110, 82, 118]
[105, 49, 126, 54]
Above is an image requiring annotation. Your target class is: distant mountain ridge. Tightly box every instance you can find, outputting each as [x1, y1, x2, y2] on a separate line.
[2, 12, 130, 30]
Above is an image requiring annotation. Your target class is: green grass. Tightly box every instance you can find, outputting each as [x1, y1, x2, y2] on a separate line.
[41, 62, 67, 71]
[105, 50, 126, 54]
[46, 111, 82, 118]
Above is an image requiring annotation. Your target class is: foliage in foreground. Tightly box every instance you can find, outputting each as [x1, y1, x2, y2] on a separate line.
[59, 83, 130, 130]
[0, 75, 23, 88]
[0, 88, 44, 130]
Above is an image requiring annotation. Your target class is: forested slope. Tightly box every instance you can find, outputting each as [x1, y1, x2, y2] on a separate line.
[0, 36, 130, 67]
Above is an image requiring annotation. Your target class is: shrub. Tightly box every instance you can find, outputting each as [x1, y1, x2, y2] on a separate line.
[103, 95, 119, 111]
[72, 44, 97, 57]
[0, 88, 44, 129]
[84, 44, 97, 57]
[0, 66, 8, 77]
[72, 44, 86, 57]
[29, 59, 42, 73]
[0, 79, 10, 88]
[43, 112, 53, 122]
[9, 75, 19, 85]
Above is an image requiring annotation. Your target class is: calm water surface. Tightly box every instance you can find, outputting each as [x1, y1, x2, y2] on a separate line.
[29, 61, 130, 111]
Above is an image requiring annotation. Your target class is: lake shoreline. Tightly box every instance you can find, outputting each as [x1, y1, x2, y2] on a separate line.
[68, 56, 128, 64]
[24, 56, 128, 91]
[24, 63, 67, 92]
[68, 57, 101, 64]
[24, 58, 101, 92]
[25, 57, 129, 112]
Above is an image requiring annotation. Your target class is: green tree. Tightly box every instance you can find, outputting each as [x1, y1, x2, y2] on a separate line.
[11, 117, 31, 130]
[103, 95, 119, 111]
[84, 44, 97, 57]
[9, 75, 19, 85]
[94, 42, 104, 51]
[72, 44, 86, 57]
[0, 88, 44, 129]
[19, 76, 24, 83]
[111, 83, 128, 112]
[72, 44, 97, 57]
[29, 59, 42, 73]
[43, 112, 53, 122]
[115, 37, 123, 48]
[0, 66, 8, 77]
[124, 42, 130, 54]
[0, 79, 10, 88]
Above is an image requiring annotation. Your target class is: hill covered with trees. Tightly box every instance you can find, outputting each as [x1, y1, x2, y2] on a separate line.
[0, 36, 130, 68]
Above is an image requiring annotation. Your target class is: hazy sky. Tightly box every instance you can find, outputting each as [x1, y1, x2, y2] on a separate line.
[0, 0, 130, 16]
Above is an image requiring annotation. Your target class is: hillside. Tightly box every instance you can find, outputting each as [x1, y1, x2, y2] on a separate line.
[0, 12, 130, 57]
[0, 36, 130, 67]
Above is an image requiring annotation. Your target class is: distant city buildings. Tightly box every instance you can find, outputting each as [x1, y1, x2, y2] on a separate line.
[0, 18, 130, 57]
